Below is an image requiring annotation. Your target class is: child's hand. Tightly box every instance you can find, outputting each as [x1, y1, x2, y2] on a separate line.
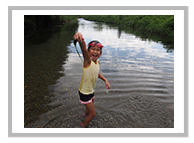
[105, 80, 111, 89]
[73, 32, 84, 42]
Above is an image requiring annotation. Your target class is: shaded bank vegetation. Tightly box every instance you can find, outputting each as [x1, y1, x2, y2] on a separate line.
[24, 15, 174, 37]
[24, 15, 79, 31]
[81, 15, 174, 37]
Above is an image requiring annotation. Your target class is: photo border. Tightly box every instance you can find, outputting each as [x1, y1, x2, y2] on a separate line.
[8, 6, 188, 137]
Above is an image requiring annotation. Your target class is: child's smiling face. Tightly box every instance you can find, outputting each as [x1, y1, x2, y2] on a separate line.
[88, 45, 102, 62]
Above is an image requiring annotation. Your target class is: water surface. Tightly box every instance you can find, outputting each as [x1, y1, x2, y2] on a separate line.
[24, 18, 174, 128]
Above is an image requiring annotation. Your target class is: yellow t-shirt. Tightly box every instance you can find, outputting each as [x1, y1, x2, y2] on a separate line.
[79, 60, 99, 95]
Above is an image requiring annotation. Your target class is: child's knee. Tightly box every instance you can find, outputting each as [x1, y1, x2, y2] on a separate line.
[91, 111, 96, 118]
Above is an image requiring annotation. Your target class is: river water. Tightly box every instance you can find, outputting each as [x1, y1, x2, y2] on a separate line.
[24, 18, 174, 128]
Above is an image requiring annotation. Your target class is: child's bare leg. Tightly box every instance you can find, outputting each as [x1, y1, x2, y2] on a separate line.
[85, 99, 94, 115]
[85, 108, 89, 115]
[83, 102, 96, 126]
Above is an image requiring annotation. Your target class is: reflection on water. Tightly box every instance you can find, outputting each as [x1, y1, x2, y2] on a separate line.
[24, 22, 78, 126]
[25, 18, 174, 128]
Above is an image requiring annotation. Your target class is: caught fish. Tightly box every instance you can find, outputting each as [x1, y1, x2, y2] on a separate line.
[74, 39, 78, 47]
[74, 39, 83, 62]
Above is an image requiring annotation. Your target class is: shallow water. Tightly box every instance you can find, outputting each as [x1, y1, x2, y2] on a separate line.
[24, 18, 174, 128]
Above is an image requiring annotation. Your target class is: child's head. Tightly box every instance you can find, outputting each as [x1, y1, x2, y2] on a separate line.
[88, 40, 103, 62]
[88, 40, 103, 52]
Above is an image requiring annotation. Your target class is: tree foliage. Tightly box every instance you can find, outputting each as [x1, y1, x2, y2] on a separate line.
[24, 15, 79, 30]
[81, 15, 174, 37]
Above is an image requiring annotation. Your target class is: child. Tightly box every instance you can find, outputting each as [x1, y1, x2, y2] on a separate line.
[73, 32, 111, 128]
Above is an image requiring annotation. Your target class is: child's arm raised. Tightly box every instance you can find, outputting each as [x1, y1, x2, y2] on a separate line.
[73, 32, 91, 68]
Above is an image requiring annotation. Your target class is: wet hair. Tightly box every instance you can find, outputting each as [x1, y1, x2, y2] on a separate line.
[88, 40, 103, 54]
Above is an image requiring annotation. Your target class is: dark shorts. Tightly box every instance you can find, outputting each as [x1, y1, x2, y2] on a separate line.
[78, 91, 95, 104]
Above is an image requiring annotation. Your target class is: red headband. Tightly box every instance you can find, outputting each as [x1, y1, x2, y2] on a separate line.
[88, 42, 103, 48]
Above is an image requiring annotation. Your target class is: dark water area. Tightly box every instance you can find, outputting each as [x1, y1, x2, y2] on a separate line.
[24, 18, 174, 128]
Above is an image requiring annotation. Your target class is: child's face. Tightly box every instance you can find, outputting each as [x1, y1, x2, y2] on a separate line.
[89, 45, 102, 62]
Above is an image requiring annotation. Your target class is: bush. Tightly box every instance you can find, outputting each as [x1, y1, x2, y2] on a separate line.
[81, 15, 174, 37]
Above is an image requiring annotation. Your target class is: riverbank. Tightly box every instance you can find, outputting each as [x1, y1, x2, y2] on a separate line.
[81, 15, 174, 37]
[24, 15, 79, 31]
[24, 15, 174, 37]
